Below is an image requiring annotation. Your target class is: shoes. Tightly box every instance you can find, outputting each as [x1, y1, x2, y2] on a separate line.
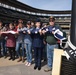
[22, 57, 25, 63]
[34, 65, 41, 70]
[12, 57, 15, 61]
[9, 57, 15, 61]
[34, 65, 38, 70]
[25, 62, 29, 66]
[38, 66, 41, 70]
[25, 62, 31, 66]
[27, 63, 31, 66]
[9, 57, 12, 60]
[44, 66, 52, 72]
[17, 57, 22, 62]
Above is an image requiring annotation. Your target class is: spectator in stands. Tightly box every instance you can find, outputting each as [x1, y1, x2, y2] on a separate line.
[0, 21, 7, 58]
[24, 21, 33, 66]
[43, 16, 61, 72]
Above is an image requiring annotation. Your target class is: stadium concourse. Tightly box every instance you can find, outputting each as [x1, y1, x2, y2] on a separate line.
[0, 0, 71, 75]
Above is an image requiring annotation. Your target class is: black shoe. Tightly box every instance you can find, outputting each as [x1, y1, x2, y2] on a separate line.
[34, 65, 38, 70]
[12, 58, 15, 61]
[9, 57, 12, 60]
[38, 66, 41, 70]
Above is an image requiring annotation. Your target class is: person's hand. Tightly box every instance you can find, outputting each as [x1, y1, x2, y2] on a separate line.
[16, 31, 19, 34]
[27, 30, 31, 34]
[43, 41, 46, 44]
[42, 30, 46, 34]
[39, 29, 42, 35]
[23, 31, 26, 34]
[52, 31, 54, 34]
[39, 29, 42, 33]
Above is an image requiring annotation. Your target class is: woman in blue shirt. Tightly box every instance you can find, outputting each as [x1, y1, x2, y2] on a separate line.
[23, 21, 33, 66]
[16, 23, 25, 62]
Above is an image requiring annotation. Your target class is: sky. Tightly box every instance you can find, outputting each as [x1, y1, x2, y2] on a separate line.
[18, 0, 72, 11]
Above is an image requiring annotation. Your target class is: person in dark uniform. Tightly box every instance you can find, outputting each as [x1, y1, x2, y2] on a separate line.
[31, 19, 44, 70]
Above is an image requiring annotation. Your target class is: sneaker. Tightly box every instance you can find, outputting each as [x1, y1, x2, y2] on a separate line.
[25, 62, 29, 66]
[44, 66, 52, 72]
[27, 63, 31, 66]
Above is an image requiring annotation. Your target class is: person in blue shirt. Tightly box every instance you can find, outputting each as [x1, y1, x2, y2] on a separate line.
[23, 21, 33, 66]
[16, 23, 25, 63]
[31, 19, 44, 70]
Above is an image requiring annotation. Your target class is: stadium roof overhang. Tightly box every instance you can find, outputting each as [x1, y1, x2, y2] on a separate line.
[0, 0, 71, 14]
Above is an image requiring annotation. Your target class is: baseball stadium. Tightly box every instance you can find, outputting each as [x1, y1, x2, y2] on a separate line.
[0, 0, 76, 75]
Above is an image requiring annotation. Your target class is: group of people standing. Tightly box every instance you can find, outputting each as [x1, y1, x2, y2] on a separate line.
[0, 16, 63, 71]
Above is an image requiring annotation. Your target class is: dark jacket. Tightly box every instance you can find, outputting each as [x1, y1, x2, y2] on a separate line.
[44, 24, 62, 45]
[31, 28, 44, 48]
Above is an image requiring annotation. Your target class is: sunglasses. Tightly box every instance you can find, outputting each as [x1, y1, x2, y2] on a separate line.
[49, 20, 55, 22]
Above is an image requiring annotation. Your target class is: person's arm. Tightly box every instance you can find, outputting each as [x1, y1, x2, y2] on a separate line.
[43, 34, 47, 45]
[39, 29, 42, 35]
[0, 31, 8, 37]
